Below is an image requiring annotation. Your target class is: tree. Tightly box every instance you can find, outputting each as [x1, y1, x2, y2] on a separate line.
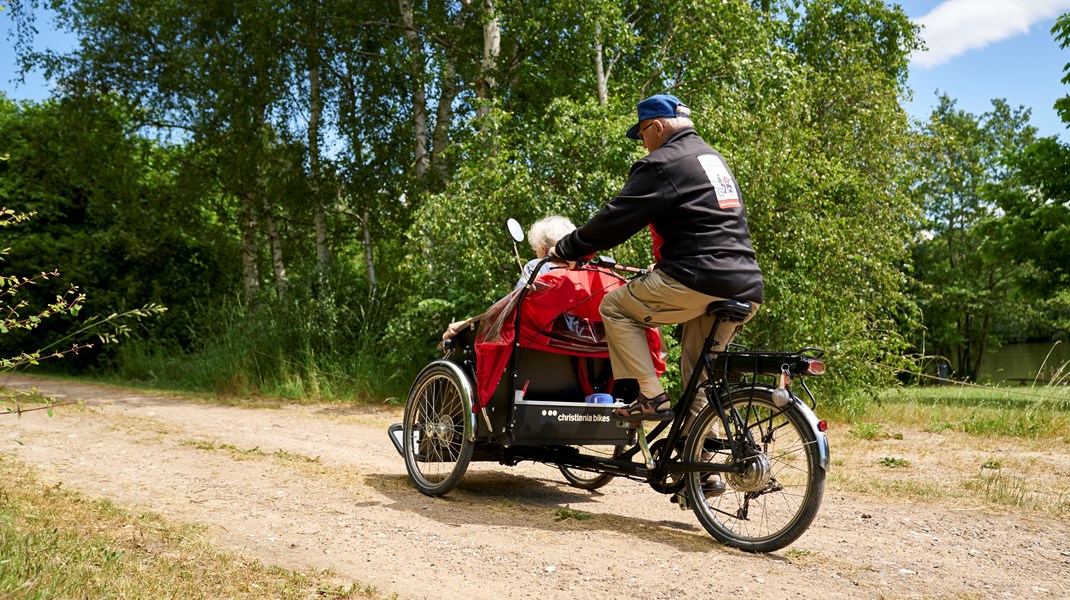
[911, 96, 1037, 381]
[998, 138, 1070, 294]
[0, 93, 233, 354]
[392, 0, 926, 411]
[0, 203, 166, 415]
[11, 0, 301, 298]
[3, 0, 939, 407]
[1054, 12, 1070, 125]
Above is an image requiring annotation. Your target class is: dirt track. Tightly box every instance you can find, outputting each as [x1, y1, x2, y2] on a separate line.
[3, 374, 1069, 599]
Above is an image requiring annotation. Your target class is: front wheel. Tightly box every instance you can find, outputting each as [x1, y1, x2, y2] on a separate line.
[402, 363, 475, 496]
[558, 445, 624, 490]
[684, 387, 825, 552]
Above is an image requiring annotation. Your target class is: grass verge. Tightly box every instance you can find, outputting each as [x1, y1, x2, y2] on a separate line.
[0, 455, 388, 599]
[827, 384, 1070, 517]
[870, 384, 1070, 440]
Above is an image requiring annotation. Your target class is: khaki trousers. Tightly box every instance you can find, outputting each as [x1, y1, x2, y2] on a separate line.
[599, 269, 759, 424]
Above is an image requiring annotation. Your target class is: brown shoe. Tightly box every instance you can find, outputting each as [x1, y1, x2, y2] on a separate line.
[612, 392, 673, 421]
[701, 474, 726, 498]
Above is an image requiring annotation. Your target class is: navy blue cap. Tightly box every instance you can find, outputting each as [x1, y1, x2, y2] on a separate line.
[625, 94, 688, 139]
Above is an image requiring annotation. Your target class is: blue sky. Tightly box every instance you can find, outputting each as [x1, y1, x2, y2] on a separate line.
[2, 1, 1069, 141]
[900, 0, 1070, 141]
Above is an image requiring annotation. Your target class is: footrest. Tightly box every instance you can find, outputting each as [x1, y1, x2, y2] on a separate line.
[387, 423, 405, 456]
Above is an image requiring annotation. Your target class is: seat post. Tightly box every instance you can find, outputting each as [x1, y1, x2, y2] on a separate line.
[666, 299, 756, 446]
[703, 300, 753, 354]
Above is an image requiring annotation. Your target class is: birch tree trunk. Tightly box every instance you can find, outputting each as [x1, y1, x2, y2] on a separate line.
[309, 58, 329, 278]
[594, 22, 608, 106]
[399, 0, 429, 179]
[476, 0, 500, 118]
[362, 205, 377, 289]
[240, 193, 260, 297]
[258, 173, 288, 295]
[431, 8, 465, 180]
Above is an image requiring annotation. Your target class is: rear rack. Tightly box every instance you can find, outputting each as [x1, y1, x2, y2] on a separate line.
[713, 347, 825, 378]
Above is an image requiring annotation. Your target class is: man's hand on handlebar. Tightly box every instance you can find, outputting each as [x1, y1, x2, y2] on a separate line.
[547, 248, 580, 270]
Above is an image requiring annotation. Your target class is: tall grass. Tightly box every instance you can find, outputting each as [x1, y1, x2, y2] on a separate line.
[112, 281, 412, 403]
[870, 382, 1070, 439]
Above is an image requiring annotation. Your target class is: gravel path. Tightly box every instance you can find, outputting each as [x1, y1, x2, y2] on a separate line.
[3, 374, 1068, 599]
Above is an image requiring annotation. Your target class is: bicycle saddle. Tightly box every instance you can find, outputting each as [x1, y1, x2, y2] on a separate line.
[705, 300, 753, 322]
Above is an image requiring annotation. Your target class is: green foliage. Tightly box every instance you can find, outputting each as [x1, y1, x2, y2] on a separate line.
[910, 97, 1038, 381]
[0, 95, 235, 360]
[1053, 12, 1070, 125]
[0, 205, 166, 414]
[997, 137, 1070, 295]
[1, 0, 947, 412]
[877, 456, 909, 468]
[709, 0, 920, 410]
[386, 100, 647, 369]
[394, 2, 923, 412]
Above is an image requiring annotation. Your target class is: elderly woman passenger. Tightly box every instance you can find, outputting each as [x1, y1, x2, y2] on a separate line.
[442, 215, 576, 341]
[517, 215, 577, 288]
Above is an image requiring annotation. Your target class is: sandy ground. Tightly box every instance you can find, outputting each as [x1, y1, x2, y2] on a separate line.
[2, 374, 1069, 600]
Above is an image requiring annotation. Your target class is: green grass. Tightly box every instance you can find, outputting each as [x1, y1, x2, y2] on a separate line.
[963, 467, 1070, 514]
[554, 505, 594, 521]
[877, 456, 910, 468]
[108, 289, 410, 406]
[0, 455, 384, 599]
[869, 384, 1070, 439]
[828, 383, 1070, 516]
[848, 422, 904, 441]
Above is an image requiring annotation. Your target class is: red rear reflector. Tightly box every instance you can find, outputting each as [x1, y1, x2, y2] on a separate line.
[817, 420, 828, 432]
[805, 360, 826, 376]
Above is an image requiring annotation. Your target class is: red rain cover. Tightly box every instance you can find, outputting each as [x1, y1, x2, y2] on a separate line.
[473, 266, 666, 409]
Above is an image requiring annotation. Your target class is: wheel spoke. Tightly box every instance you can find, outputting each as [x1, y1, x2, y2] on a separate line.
[686, 389, 825, 552]
[403, 366, 474, 496]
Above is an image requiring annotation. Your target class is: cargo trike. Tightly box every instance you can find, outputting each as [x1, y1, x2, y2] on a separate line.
[389, 230, 829, 553]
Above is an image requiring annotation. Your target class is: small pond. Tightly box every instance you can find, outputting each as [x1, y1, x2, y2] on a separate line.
[978, 341, 1070, 384]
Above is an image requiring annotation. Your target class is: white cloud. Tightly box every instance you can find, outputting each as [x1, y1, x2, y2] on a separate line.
[911, 0, 1070, 68]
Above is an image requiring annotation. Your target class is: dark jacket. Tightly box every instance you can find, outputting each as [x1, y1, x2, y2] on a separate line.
[555, 127, 764, 302]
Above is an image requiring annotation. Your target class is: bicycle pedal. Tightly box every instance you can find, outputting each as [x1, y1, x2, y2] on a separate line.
[670, 492, 690, 511]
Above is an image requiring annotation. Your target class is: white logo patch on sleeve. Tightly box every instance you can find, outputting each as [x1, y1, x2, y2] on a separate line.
[697, 154, 741, 209]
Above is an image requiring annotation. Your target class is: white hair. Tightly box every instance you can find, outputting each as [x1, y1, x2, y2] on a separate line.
[661, 115, 694, 131]
[528, 215, 576, 253]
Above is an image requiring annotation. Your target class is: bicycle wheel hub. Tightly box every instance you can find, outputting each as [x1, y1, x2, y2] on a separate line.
[424, 415, 456, 443]
[726, 452, 772, 492]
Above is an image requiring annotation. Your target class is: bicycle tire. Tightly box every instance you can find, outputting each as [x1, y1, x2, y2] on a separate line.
[402, 363, 475, 496]
[684, 387, 825, 552]
[558, 445, 624, 490]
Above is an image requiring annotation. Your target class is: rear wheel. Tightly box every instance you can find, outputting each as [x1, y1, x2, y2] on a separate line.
[402, 363, 475, 496]
[558, 445, 624, 490]
[684, 387, 825, 552]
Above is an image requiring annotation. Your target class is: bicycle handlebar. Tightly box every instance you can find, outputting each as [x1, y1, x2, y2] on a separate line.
[541, 254, 650, 276]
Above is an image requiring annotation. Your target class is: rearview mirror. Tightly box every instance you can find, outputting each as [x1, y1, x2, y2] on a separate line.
[507, 218, 524, 243]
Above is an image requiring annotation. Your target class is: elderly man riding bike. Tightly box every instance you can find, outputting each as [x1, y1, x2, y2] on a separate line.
[552, 94, 763, 428]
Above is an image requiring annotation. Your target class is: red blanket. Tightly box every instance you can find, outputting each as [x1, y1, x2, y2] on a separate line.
[473, 266, 666, 409]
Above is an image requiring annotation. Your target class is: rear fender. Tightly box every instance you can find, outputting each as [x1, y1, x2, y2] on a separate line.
[789, 395, 830, 471]
[733, 384, 829, 471]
